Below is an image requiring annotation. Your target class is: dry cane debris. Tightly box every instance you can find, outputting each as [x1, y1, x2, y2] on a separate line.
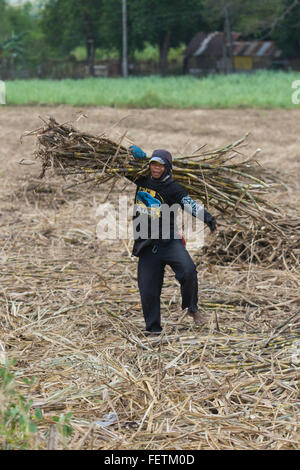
[201, 218, 300, 269]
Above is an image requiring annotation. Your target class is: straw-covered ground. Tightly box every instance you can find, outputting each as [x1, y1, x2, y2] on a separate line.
[0, 106, 299, 450]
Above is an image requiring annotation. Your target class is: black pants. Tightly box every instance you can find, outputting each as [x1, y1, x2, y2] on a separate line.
[137, 239, 198, 332]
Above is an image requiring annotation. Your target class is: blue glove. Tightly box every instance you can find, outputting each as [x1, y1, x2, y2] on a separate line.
[129, 145, 147, 159]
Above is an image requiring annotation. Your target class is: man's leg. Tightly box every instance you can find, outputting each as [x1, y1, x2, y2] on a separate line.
[164, 240, 198, 314]
[163, 240, 208, 326]
[137, 246, 165, 332]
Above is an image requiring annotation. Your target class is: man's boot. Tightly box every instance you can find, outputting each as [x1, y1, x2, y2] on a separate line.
[189, 310, 208, 326]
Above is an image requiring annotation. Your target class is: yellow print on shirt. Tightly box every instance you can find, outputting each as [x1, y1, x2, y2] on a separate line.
[135, 187, 164, 220]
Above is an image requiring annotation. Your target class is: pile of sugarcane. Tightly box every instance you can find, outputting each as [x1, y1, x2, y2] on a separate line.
[200, 218, 300, 267]
[25, 117, 281, 226]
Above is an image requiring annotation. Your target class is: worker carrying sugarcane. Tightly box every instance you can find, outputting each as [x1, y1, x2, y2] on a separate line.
[127, 145, 217, 335]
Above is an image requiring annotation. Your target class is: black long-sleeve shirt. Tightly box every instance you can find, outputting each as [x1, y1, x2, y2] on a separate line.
[129, 173, 208, 241]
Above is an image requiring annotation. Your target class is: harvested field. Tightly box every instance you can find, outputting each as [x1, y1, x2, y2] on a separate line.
[0, 106, 300, 450]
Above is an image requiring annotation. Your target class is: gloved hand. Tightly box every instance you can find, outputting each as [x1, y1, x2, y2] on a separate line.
[204, 209, 217, 233]
[129, 145, 147, 159]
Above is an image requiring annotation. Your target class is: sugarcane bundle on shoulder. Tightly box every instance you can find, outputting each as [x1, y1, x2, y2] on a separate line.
[26, 117, 280, 226]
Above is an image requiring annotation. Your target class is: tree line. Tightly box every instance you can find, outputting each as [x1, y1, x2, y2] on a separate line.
[0, 0, 299, 76]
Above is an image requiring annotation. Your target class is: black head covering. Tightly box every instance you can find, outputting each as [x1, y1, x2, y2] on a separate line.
[149, 149, 173, 178]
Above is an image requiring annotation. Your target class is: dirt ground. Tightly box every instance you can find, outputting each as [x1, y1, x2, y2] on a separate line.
[0, 106, 299, 450]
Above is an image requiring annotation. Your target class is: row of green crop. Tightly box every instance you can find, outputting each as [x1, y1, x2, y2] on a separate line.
[2, 71, 300, 108]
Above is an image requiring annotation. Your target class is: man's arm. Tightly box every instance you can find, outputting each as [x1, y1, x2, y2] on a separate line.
[125, 146, 148, 184]
[170, 184, 217, 233]
[181, 195, 217, 233]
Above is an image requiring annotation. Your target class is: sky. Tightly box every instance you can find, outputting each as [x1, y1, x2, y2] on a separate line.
[7, 0, 39, 4]
[6, 0, 41, 8]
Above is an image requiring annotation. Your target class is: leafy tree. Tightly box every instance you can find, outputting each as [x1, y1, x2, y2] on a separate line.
[100, 0, 137, 59]
[200, 0, 300, 71]
[127, 0, 207, 75]
[203, 0, 300, 59]
[90, 0, 208, 75]
[0, 32, 26, 58]
[0, 1, 33, 75]
[271, 0, 300, 57]
[202, 0, 284, 37]
[40, 0, 104, 75]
